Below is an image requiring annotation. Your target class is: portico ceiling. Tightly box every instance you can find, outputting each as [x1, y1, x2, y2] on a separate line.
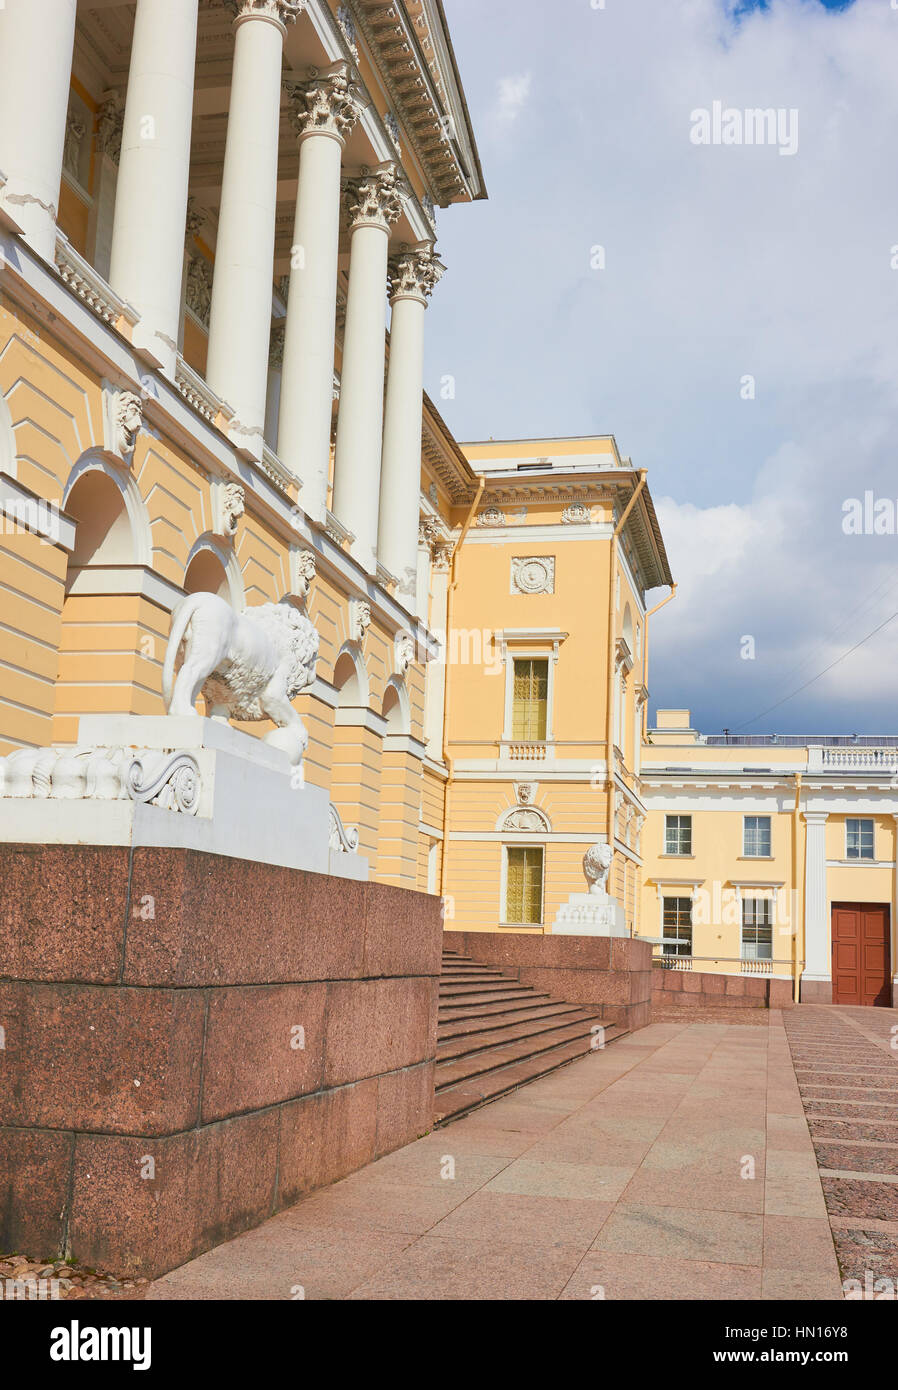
[72, 0, 484, 278]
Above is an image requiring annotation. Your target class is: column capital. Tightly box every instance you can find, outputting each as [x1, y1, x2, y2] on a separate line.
[344, 163, 404, 234]
[803, 810, 830, 825]
[216, 0, 305, 31]
[285, 63, 361, 147]
[388, 243, 445, 305]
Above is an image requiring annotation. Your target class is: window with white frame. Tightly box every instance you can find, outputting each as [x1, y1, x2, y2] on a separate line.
[743, 815, 771, 857]
[661, 896, 692, 957]
[846, 818, 874, 860]
[741, 896, 773, 960]
[665, 814, 692, 856]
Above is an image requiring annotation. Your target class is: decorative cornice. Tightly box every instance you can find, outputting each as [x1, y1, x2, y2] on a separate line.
[388, 244, 445, 304]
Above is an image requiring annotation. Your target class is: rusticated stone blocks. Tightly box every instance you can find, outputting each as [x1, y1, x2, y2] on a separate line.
[0, 844, 442, 1278]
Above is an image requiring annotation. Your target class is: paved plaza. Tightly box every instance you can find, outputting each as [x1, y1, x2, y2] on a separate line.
[146, 1007, 897, 1301]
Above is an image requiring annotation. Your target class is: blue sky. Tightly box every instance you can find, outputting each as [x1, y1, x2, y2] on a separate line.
[426, 0, 898, 735]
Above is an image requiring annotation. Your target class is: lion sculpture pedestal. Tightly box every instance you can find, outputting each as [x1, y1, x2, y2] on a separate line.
[552, 840, 628, 937]
[0, 714, 368, 881]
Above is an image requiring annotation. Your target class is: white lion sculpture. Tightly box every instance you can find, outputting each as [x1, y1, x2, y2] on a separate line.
[583, 841, 614, 897]
[162, 593, 319, 766]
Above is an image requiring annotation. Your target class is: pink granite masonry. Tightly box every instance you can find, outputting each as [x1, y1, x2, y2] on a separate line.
[653, 967, 794, 1009]
[442, 931, 653, 1032]
[0, 844, 442, 1278]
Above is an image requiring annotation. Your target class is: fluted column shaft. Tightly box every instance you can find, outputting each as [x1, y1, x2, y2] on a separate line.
[108, 0, 199, 374]
[278, 67, 359, 516]
[0, 0, 77, 261]
[206, 0, 300, 454]
[378, 245, 443, 606]
[332, 166, 402, 572]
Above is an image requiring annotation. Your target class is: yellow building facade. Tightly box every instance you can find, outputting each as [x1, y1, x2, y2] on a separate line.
[1, 1, 895, 1012]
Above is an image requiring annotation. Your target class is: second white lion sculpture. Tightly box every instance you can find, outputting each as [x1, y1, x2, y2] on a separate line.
[162, 592, 319, 766]
[583, 841, 614, 897]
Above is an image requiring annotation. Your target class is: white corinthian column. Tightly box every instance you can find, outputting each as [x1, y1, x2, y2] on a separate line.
[378, 244, 444, 608]
[108, 0, 199, 373]
[0, 0, 78, 261]
[206, 0, 303, 456]
[331, 165, 403, 573]
[278, 65, 360, 518]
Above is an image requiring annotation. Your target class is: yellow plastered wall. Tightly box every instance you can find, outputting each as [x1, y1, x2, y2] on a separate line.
[0, 295, 431, 885]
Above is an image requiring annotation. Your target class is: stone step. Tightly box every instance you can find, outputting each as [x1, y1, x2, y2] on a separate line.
[437, 999, 585, 1039]
[438, 986, 548, 1010]
[437, 1009, 615, 1063]
[434, 1028, 628, 1126]
[434, 946, 628, 1125]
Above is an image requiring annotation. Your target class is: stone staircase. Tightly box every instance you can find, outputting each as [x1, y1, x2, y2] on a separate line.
[434, 948, 627, 1124]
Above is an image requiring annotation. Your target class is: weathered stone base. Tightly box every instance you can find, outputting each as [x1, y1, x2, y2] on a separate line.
[443, 930, 652, 1032]
[654, 968, 794, 1009]
[799, 977, 833, 1005]
[0, 844, 441, 1278]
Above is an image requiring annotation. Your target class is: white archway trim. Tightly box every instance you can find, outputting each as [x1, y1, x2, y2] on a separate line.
[63, 448, 152, 566]
[0, 392, 16, 480]
[184, 533, 245, 612]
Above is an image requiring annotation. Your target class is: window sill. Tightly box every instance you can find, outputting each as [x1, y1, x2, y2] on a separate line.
[737, 855, 774, 861]
[659, 853, 695, 859]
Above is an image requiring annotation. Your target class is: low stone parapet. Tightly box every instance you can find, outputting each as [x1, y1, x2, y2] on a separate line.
[653, 967, 794, 1009]
[0, 844, 441, 1279]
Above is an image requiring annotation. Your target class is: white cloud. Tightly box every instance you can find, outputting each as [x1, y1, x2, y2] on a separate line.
[492, 72, 532, 128]
[430, 0, 898, 731]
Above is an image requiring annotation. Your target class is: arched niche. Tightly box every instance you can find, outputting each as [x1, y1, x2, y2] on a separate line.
[62, 449, 152, 574]
[183, 534, 244, 610]
[53, 453, 153, 737]
[333, 642, 369, 710]
[382, 676, 411, 737]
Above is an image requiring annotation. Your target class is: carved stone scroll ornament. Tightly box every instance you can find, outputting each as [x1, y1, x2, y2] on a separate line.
[113, 390, 143, 459]
[95, 93, 124, 164]
[350, 598, 371, 643]
[502, 807, 547, 832]
[388, 246, 445, 304]
[222, 482, 245, 538]
[511, 556, 555, 595]
[216, 0, 306, 24]
[0, 745, 201, 816]
[476, 507, 505, 528]
[329, 802, 360, 853]
[286, 69, 360, 144]
[345, 167, 403, 233]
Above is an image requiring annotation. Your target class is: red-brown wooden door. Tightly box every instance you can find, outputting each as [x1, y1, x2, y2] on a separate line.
[831, 904, 891, 1007]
